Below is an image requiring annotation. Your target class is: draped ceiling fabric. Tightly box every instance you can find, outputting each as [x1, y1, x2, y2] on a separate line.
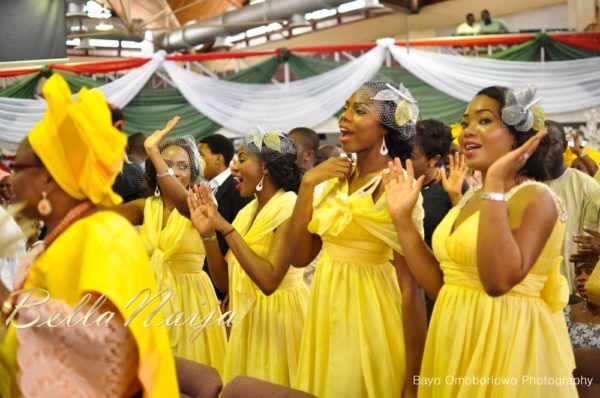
[1, 38, 599, 149]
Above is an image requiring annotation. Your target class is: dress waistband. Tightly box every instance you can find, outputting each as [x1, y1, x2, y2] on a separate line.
[441, 261, 547, 298]
[165, 253, 205, 273]
[322, 240, 391, 264]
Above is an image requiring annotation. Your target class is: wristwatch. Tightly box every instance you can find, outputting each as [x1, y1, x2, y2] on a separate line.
[157, 168, 174, 178]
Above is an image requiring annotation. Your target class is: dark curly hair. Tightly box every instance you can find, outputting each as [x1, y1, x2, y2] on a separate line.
[246, 142, 302, 193]
[476, 86, 550, 181]
[413, 119, 453, 161]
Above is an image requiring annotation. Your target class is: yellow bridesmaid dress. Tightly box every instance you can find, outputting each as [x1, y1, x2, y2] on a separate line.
[421, 182, 578, 398]
[140, 197, 226, 371]
[223, 190, 309, 387]
[294, 175, 424, 398]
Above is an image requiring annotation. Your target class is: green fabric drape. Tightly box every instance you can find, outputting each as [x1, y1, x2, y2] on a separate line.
[489, 33, 599, 61]
[58, 55, 283, 139]
[288, 54, 468, 124]
[0, 73, 42, 98]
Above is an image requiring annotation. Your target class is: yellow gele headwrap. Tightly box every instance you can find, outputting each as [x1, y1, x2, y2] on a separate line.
[28, 74, 126, 207]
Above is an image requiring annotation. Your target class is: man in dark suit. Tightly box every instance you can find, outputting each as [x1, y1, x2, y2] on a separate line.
[199, 134, 252, 299]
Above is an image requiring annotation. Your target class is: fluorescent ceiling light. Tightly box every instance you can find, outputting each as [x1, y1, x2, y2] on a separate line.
[305, 8, 337, 20]
[338, 0, 365, 13]
[121, 41, 143, 49]
[84, 0, 111, 19]
[96, 22, 114, 31]
[89, 39, 119, 48]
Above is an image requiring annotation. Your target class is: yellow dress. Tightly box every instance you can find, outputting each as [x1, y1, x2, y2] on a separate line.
[223, 190, 309, 386]
[421, 182, 578, 398]
[139, 197, 226, 371]
[294, 176, 424, 398]
[0, 211, 178, 398]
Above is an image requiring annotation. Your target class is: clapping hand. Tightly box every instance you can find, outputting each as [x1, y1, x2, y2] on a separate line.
[440, 152, 468, 203]
[187, 186, 214, 238]
[383, 158, 424, 221]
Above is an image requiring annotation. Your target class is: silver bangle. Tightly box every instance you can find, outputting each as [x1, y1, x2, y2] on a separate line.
[480, 192, 507, 202]
[157, 168, 174, 179]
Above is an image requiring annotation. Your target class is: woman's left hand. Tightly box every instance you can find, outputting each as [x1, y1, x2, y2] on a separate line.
[485, 128, 547, 186]
[144, 116, 181, 154]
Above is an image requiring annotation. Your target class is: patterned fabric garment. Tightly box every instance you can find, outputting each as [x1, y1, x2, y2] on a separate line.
[565, 306, 600, 349]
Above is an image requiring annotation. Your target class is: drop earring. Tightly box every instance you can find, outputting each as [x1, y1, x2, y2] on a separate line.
[380, 138, 388, 156]
[256, 175, 265, 192]
[154, 185, 161, 197]
[37, 191, 52, 216]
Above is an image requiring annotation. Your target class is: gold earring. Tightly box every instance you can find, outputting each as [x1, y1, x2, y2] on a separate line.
[37, 191, 52, 216]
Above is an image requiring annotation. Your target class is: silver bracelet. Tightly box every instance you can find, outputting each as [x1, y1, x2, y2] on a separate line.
[157, 168, 174, 179]
[480, 192, 507, 202]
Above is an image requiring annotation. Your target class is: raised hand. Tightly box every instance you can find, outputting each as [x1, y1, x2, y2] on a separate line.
[187, 187, 215, 237]
[440, 152, 468, 203]
[573, 228, 600, 257]
[196, 185, 230, 233]
[144, 116, 181, 154]
[486, 128, 547, 184]
[570, 129, 583, 157]
[383, 158, 424, 221]
[302, 155, 352, 187]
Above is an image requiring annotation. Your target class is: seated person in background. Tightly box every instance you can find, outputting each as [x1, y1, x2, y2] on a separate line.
[315, 144, 341, 166]
[584, 1, 600, 32]
[479, 9, 509, 34]
[456, 13, 480, 35]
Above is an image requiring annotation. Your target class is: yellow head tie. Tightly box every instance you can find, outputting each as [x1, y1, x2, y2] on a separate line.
[28, 74, 126, 207]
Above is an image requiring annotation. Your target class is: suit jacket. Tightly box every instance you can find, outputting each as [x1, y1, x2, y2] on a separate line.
[206, 174, 252, 298]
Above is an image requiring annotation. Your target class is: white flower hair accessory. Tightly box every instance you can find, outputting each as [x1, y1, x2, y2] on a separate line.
[502, 85, 545, 132]
[372, 83, 419, 127]
[245, 126, 296, 164]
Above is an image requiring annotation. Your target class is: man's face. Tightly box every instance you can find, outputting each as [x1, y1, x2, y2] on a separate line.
[0, 176, 12, 203]
[544, 126, 567, 179]
[467, 14, 475, 25]
[481, 11, 491, 23]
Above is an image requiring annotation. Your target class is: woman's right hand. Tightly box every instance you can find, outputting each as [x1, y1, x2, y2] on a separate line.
[187, 187, 215, 237]
[383, 158, 424, 221]
[302, 156, 352, 187]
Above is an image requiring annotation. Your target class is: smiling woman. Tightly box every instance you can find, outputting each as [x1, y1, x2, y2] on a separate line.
[384, 84, 578, 397]
[187, 129, 307, 387]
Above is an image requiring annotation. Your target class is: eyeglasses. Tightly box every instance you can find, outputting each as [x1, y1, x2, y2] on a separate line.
[164, 159, 191, 172]
[8, 163, 42, 173]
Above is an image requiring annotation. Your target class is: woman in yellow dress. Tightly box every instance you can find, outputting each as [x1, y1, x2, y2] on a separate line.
[0, 74, 177, 397]
[115, 119, 226, 371]
[384, 85, 578, 397]
[187, 129, 308, 387]
[289, 79, 426, 398]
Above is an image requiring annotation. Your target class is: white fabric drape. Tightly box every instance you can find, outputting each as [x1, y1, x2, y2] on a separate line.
[162, 42, 387, 134]
[2, 40, 600, 148]
[388, 46, 600, 114]
[0, 51, 164, 146]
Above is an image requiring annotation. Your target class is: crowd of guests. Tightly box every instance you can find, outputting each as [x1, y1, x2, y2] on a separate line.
[0, 72, 599, 397]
